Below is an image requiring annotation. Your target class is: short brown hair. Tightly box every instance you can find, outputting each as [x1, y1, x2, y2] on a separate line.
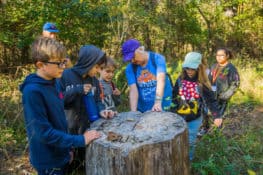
[31, 36, 66, 64]
[101, 57, 117, 69]
[96, 54, 107, 67]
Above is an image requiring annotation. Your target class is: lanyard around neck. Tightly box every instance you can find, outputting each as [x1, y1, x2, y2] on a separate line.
[212, 64, 223, 83]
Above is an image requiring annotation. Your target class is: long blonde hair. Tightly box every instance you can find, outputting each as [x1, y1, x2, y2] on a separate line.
[197, 62, 212, 90]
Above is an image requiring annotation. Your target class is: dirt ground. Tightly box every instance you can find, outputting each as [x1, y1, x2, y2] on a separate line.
[0, 104, 262, 175]
[222, 104, 263, 138]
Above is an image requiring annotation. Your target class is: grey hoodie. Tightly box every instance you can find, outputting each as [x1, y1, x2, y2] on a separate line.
[57, 45, 105, 134]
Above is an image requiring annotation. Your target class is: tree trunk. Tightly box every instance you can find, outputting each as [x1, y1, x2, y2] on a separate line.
[86, 111, 189, 175]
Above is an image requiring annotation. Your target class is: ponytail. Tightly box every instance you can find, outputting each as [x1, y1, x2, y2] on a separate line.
[217, 47, 233, 59]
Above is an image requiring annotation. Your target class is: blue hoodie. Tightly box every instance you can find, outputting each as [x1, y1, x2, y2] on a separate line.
[57, 45, 106, 134]
[19, 74, 85, 171]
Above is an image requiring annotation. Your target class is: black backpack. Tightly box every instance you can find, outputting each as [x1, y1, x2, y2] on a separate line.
[131, 52, 173, 87]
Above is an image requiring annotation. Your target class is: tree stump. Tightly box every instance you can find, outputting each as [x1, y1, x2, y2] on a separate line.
[86, 111, 189, 175]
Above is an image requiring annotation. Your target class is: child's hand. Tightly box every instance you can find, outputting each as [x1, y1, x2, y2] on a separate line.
[100, 110, 116, 119]
[213, 118, 223, 128]
[83, 130, 101, 145]
[69, 151, 74, 164]
[83, 84, 92, 94]
[113, 88, 121, 95]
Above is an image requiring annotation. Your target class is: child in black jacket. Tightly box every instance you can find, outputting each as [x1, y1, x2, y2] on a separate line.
[171, 52, 222, 160]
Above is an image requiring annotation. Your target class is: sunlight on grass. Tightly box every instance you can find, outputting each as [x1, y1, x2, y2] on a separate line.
[231, 60, 263, 105]
[192, 126, 263, 175]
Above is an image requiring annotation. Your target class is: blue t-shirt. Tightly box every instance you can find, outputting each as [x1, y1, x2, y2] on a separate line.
[125, 52, 172, 112]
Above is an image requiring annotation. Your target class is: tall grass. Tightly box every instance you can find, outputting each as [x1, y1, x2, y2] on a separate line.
[229, 57, 263, 105]
[192, 127, 263, 175]
[0, 65, 34, 171]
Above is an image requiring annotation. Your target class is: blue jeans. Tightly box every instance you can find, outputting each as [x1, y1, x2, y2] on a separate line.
[187, 116, 202, 160]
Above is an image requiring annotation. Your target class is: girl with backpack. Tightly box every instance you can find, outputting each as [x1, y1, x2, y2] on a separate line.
[171, 52, 222, 160]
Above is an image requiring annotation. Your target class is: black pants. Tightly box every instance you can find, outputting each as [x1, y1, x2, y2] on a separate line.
[66, 147, 86, 174]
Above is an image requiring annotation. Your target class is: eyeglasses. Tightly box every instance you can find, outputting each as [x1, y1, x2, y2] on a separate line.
[44, 60, 67, 68]
[216, 55, 226, 58]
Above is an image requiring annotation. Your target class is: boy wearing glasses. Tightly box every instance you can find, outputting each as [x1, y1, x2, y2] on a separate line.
[19, 37, 101, 175]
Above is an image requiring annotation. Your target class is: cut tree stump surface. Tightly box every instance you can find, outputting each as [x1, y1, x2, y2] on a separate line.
[86, 111, 189, 175]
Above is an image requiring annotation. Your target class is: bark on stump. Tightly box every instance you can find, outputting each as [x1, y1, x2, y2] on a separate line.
[86, 111, 189, 175]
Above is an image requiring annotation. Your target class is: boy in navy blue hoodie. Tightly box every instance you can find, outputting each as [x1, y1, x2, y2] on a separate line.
[20, 37, 101, 175]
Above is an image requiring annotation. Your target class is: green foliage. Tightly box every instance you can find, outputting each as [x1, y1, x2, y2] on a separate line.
[1, 0, 262, 68]
[230, 58, 263, 105]
[0, 69, 29, 161]
[0, 0, 112, 65]
[113, 61, 130, 112]
[192, 127, 262, 175]
[0, 0, 262, 173]
[192, 130, 237, 175]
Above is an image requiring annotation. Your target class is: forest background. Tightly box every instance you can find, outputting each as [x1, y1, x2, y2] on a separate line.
[0, 0, 262, 175]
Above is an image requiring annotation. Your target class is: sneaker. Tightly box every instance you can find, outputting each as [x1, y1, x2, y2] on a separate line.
[197, 128, 208, 137]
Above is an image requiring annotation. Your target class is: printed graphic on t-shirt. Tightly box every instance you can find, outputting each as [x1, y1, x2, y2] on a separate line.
[138, 70, 156, 83]
[102, 95, 116, 111]
[137, 69, 157, 102]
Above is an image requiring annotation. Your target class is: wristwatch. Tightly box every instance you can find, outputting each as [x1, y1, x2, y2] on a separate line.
[155, 95, 162, 101]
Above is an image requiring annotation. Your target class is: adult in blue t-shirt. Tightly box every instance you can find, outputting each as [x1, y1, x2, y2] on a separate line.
[121, 39, 172, 112]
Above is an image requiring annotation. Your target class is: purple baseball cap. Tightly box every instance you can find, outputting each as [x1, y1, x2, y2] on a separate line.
[121, 39, 141, 62]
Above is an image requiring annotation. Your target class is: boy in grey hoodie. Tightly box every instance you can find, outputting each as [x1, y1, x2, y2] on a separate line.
[57, 45, 115, 170]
